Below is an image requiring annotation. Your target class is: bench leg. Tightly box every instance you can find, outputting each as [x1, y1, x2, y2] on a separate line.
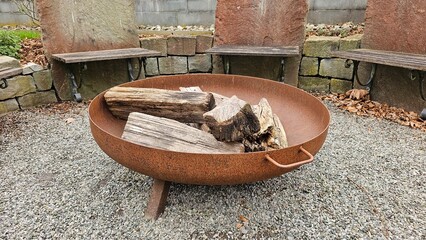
[145, 179, 171, 220]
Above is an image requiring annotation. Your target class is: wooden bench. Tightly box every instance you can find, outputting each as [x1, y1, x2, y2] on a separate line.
[0, 67, 23, 89]
[52, 48, 161, 102]
[332, 49, 426, 101]
[206, 45, 300, 82]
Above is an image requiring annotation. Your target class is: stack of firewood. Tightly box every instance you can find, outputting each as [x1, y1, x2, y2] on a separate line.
[104, 86, 288, 154]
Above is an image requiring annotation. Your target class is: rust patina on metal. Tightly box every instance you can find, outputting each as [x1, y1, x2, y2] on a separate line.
[89, 74, 330, 219]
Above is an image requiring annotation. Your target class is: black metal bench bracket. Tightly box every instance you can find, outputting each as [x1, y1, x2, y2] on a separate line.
[0, 78, 8, 89]
[68, 63, 85, 102]
[127, 57, 146, 81]
[346, 60, 377, 90]
[409, 70, 425, 101]
[221, 56, 230, 74]
[278, 58, 285, 82]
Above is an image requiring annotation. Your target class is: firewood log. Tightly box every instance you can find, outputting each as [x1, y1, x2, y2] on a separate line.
[252, 98, 288, 150]
[203, 96, 260, 142]
[122, 112, 244, 153]
[179, 86, 229, 106]
[104, 86, 215, 123]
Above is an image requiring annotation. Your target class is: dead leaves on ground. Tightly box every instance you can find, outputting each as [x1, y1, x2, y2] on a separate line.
[319, 90, 426, 132]
[19, 38, 48, 68]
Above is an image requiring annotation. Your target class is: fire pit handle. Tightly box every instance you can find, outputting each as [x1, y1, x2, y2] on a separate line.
[265, 146, 314, 169]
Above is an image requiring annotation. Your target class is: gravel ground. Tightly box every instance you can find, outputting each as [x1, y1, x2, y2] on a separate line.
[0, 102, 425, 239]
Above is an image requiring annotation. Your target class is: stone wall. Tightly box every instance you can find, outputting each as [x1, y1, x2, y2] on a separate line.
[0, 34, 363, 115]
[1, 0, 366, 26]
[0, 56, 57, 115]
[299, 34, 362, 93]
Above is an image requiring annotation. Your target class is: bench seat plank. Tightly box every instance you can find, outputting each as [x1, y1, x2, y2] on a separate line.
[332, 49, 426, 71]
[52, 48, 161, 64]
[0, 67, 23, 79]
[206, 45, 300, 57]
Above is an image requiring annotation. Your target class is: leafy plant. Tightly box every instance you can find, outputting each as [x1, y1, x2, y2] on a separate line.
[0, 30, 22, 58]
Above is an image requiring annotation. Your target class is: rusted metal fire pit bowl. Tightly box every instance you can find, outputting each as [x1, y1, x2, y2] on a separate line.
[89, 74, 330, 219]
[89, 74, 330, 186]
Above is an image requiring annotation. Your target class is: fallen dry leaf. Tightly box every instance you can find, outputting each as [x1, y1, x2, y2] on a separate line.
[317, 93, 426, 132]
[19, 38, 48, 68]
[236, 223, 243, 229]
[239, 215, 249, 223]
[346, 89, 369, 100]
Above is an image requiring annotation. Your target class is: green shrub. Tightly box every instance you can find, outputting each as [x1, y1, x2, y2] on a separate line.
[0, 30, 21, 58]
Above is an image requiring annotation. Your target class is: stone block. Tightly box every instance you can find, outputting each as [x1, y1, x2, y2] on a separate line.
[145, 58, 159, 76]
[158, 57, 188, 75]
[298, 77, 330, 92]
[330, 78, 353, 94]
[0, 56, 20, 69]
[22, 62, 43, 75]
[140, 37, 167, 56]
[167, 36, 196, 56]
[303, 36, 340, 58]
[0, 75, 36, 101]
[300, 57, 319, 76]
[319, 58, 354, 79]
[0, 99, 20, 115]
[188, 54, 211, 73]
[17, 90, 58, 109]
[339, 34, 362, 51]
[212, 55, 224, 74]
[196, 35, 213, 53]
[33, 70, 53, 91]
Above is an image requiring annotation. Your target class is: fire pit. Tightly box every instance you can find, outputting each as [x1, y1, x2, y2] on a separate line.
[89, 74, 330, 219]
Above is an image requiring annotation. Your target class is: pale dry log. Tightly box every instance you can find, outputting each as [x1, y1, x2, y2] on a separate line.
[270, 114, 289, 149]
[203, 96, 260, 142]
[179, 86, 229, 106]
[122, 112, 245, 154]
[104, 86, 215, 122]
[250, 98, 288, 150]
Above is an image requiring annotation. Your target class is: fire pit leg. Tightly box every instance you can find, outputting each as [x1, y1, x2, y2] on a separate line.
[145, 179, 171, 220]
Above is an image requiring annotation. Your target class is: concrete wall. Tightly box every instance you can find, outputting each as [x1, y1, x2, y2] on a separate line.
[0, 0, 33, 24]
[1, 0, 366, 26]
[308, 0, 367, 24]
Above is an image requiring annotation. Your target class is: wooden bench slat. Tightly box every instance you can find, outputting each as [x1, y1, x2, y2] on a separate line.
[52, 48, 161, 64]
[332, 49, 426, 71]
[206, 45, 300, 57]
[0, 67, 23, 79]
